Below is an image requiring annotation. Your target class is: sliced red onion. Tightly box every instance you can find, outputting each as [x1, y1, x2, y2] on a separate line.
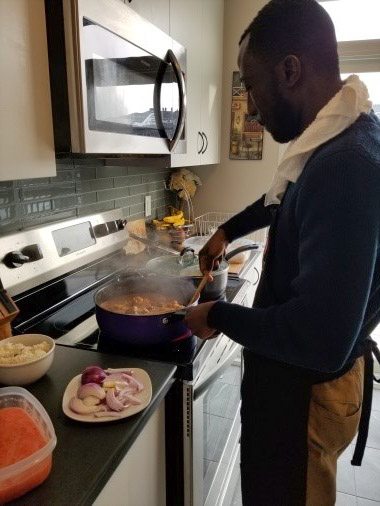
[122, 374, 144, 392]
[82, 395, 101, 407]
[94, 411, 123, 418]
[106, 389, 125, 412]
[103, 380, 129, 390]
[122, 393, 142, 405]
[105, 368, 134, 375]
[70, 397, 104, 415]
[106, 373, 132, 382]
[81, 366, 107, 385]
[77, 383, 106, 400]
[116, 386, 135, 396]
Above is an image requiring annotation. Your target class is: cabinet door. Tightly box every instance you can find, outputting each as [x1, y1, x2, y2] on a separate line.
[0, 0, 56, 181]
[170, 0, 202, 168]
[94, 401, 166, 506]
[200, 0, 224, 166]
[126, 0, 169, 34]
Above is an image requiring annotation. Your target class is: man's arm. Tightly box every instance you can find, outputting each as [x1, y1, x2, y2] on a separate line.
[208, 151, 380, 373]
[198, 194, 273, 276]
[219, 194, 273, 243]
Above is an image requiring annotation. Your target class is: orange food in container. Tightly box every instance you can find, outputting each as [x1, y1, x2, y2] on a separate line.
[0, 387, 57, 504]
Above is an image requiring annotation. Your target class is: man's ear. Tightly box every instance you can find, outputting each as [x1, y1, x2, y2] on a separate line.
[276, 55, 301, 88]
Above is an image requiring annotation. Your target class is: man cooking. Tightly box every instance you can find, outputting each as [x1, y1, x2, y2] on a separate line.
[184, 0, 380, 504]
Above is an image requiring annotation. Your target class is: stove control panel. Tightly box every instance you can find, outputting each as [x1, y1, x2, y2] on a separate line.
[94, 219, 127, 238]
[0, 209, 128, 296]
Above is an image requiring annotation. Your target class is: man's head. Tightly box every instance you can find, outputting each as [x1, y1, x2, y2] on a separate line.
[239, 0, 340, 143]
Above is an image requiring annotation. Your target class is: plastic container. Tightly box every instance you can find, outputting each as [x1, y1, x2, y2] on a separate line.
[0, 387, 57, 503]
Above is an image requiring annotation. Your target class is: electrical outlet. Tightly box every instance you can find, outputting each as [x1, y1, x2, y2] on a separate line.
[145, 195, 152, 217]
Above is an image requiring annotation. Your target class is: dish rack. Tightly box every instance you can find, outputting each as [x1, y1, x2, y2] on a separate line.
[193, 212, 267, 244]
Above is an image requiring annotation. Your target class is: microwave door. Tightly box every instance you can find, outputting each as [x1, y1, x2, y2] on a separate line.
[81, 19, 172, 154]
[153, 49, 186, 152]
[86, 55, 164, 137]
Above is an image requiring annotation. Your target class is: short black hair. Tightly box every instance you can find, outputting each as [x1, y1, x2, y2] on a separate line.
[240, 0, 339, 76]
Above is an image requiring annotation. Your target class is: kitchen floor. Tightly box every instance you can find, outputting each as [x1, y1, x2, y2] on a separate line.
[231, 387, 380, 505]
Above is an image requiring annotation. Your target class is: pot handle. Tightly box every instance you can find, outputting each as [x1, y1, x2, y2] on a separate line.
[225, 243, 258, 262]
[162, 309, 187, 325]
[179, 247, 196, 267]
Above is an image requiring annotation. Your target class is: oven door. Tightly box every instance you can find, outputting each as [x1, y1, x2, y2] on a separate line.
[183, 334, 242, 506]
[64, 0, 186, 154]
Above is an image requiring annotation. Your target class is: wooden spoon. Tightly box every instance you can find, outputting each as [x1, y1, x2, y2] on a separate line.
[187, 273, 209, 306]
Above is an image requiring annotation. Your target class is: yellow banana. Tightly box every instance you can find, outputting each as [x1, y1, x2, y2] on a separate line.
[172, 217, 185, 227]
[163, 210, 184, 223]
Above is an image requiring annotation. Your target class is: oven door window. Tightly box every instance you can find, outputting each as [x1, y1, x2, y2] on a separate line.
[203, 361, 241, 503]
[82, 18, 180, 141]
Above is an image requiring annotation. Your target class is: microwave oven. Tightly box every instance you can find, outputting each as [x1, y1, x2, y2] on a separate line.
[45, 0, 186, 155]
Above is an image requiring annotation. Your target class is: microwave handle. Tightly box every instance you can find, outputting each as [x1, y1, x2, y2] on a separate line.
[153, 50, 186, 151]
[166, 49, 187, 152]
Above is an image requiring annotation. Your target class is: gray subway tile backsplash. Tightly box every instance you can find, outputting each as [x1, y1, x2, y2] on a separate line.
[96, 166, 128, 179]
[129, 183, 150, 196]
[21, 182, 76, 202]
[97, 187, 129, 202]
[76, 178, 113, 193]
[77, 200, 115, 216]
[75, 167, 97, 180]
[0, 190, 17, 205]
[0, 156, 175, 234]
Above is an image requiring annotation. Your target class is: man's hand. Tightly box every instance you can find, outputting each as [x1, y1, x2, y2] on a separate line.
[185, 302, 217, 340]
[199, 229, 229, 282]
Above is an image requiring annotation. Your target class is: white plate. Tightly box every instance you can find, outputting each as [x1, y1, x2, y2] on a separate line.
[62, 368, 152, 423]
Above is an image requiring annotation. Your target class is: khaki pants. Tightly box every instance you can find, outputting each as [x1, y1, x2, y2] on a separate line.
[306, 357, 364, 506]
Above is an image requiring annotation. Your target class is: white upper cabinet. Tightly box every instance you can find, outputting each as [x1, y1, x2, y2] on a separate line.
[125, 0, 170, 34]
[170, 0, 224, 168]
[199, 0, 224, 166]
[0, 0, 56, 181]
[170, 0, 203, 167]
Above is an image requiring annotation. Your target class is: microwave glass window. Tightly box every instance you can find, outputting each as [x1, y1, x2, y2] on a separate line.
[82, 18, 180, 140]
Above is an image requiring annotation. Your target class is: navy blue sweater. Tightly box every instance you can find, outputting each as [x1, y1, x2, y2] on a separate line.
[209, 112, 380, 373]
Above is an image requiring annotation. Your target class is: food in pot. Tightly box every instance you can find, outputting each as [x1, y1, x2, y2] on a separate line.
[0, 341, 51, 365]
[100, 293, 184, 315]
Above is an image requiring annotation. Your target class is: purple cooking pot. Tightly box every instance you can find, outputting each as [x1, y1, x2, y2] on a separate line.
[94, 274, 196, 346]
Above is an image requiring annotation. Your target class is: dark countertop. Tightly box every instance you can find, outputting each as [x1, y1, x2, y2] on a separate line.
[10, 345, 176, 506]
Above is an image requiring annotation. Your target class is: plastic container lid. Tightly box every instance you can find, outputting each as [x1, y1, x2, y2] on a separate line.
[0, 386, 57, 503]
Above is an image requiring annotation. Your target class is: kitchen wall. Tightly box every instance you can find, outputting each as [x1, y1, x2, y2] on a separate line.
[0, 157, 174, 235]
[192, 0, 280, 220]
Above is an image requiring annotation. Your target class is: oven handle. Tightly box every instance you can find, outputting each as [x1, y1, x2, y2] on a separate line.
[193, 341, 241, 401]
[166, 49, 186, 152]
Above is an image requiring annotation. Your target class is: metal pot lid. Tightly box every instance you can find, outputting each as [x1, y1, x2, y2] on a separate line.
[146, 254, 228, 278]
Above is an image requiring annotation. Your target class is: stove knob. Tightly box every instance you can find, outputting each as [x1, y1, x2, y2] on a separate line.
[116, 219, 127, 231]
[3, 251, 30, 268]
[94, 223, 109, 238]
[22, 244, 43, 261]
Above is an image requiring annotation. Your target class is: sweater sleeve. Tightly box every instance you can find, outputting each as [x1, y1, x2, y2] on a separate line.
[208, 150, 380, 373]
[219, 194, 273, 242]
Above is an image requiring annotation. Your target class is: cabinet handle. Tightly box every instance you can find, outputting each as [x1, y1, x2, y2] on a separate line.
[201, 132, 208, 154]
[198, 131, 204, 154]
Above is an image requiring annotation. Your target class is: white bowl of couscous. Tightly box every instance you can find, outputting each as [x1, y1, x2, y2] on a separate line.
[0, 334, 55, 386]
